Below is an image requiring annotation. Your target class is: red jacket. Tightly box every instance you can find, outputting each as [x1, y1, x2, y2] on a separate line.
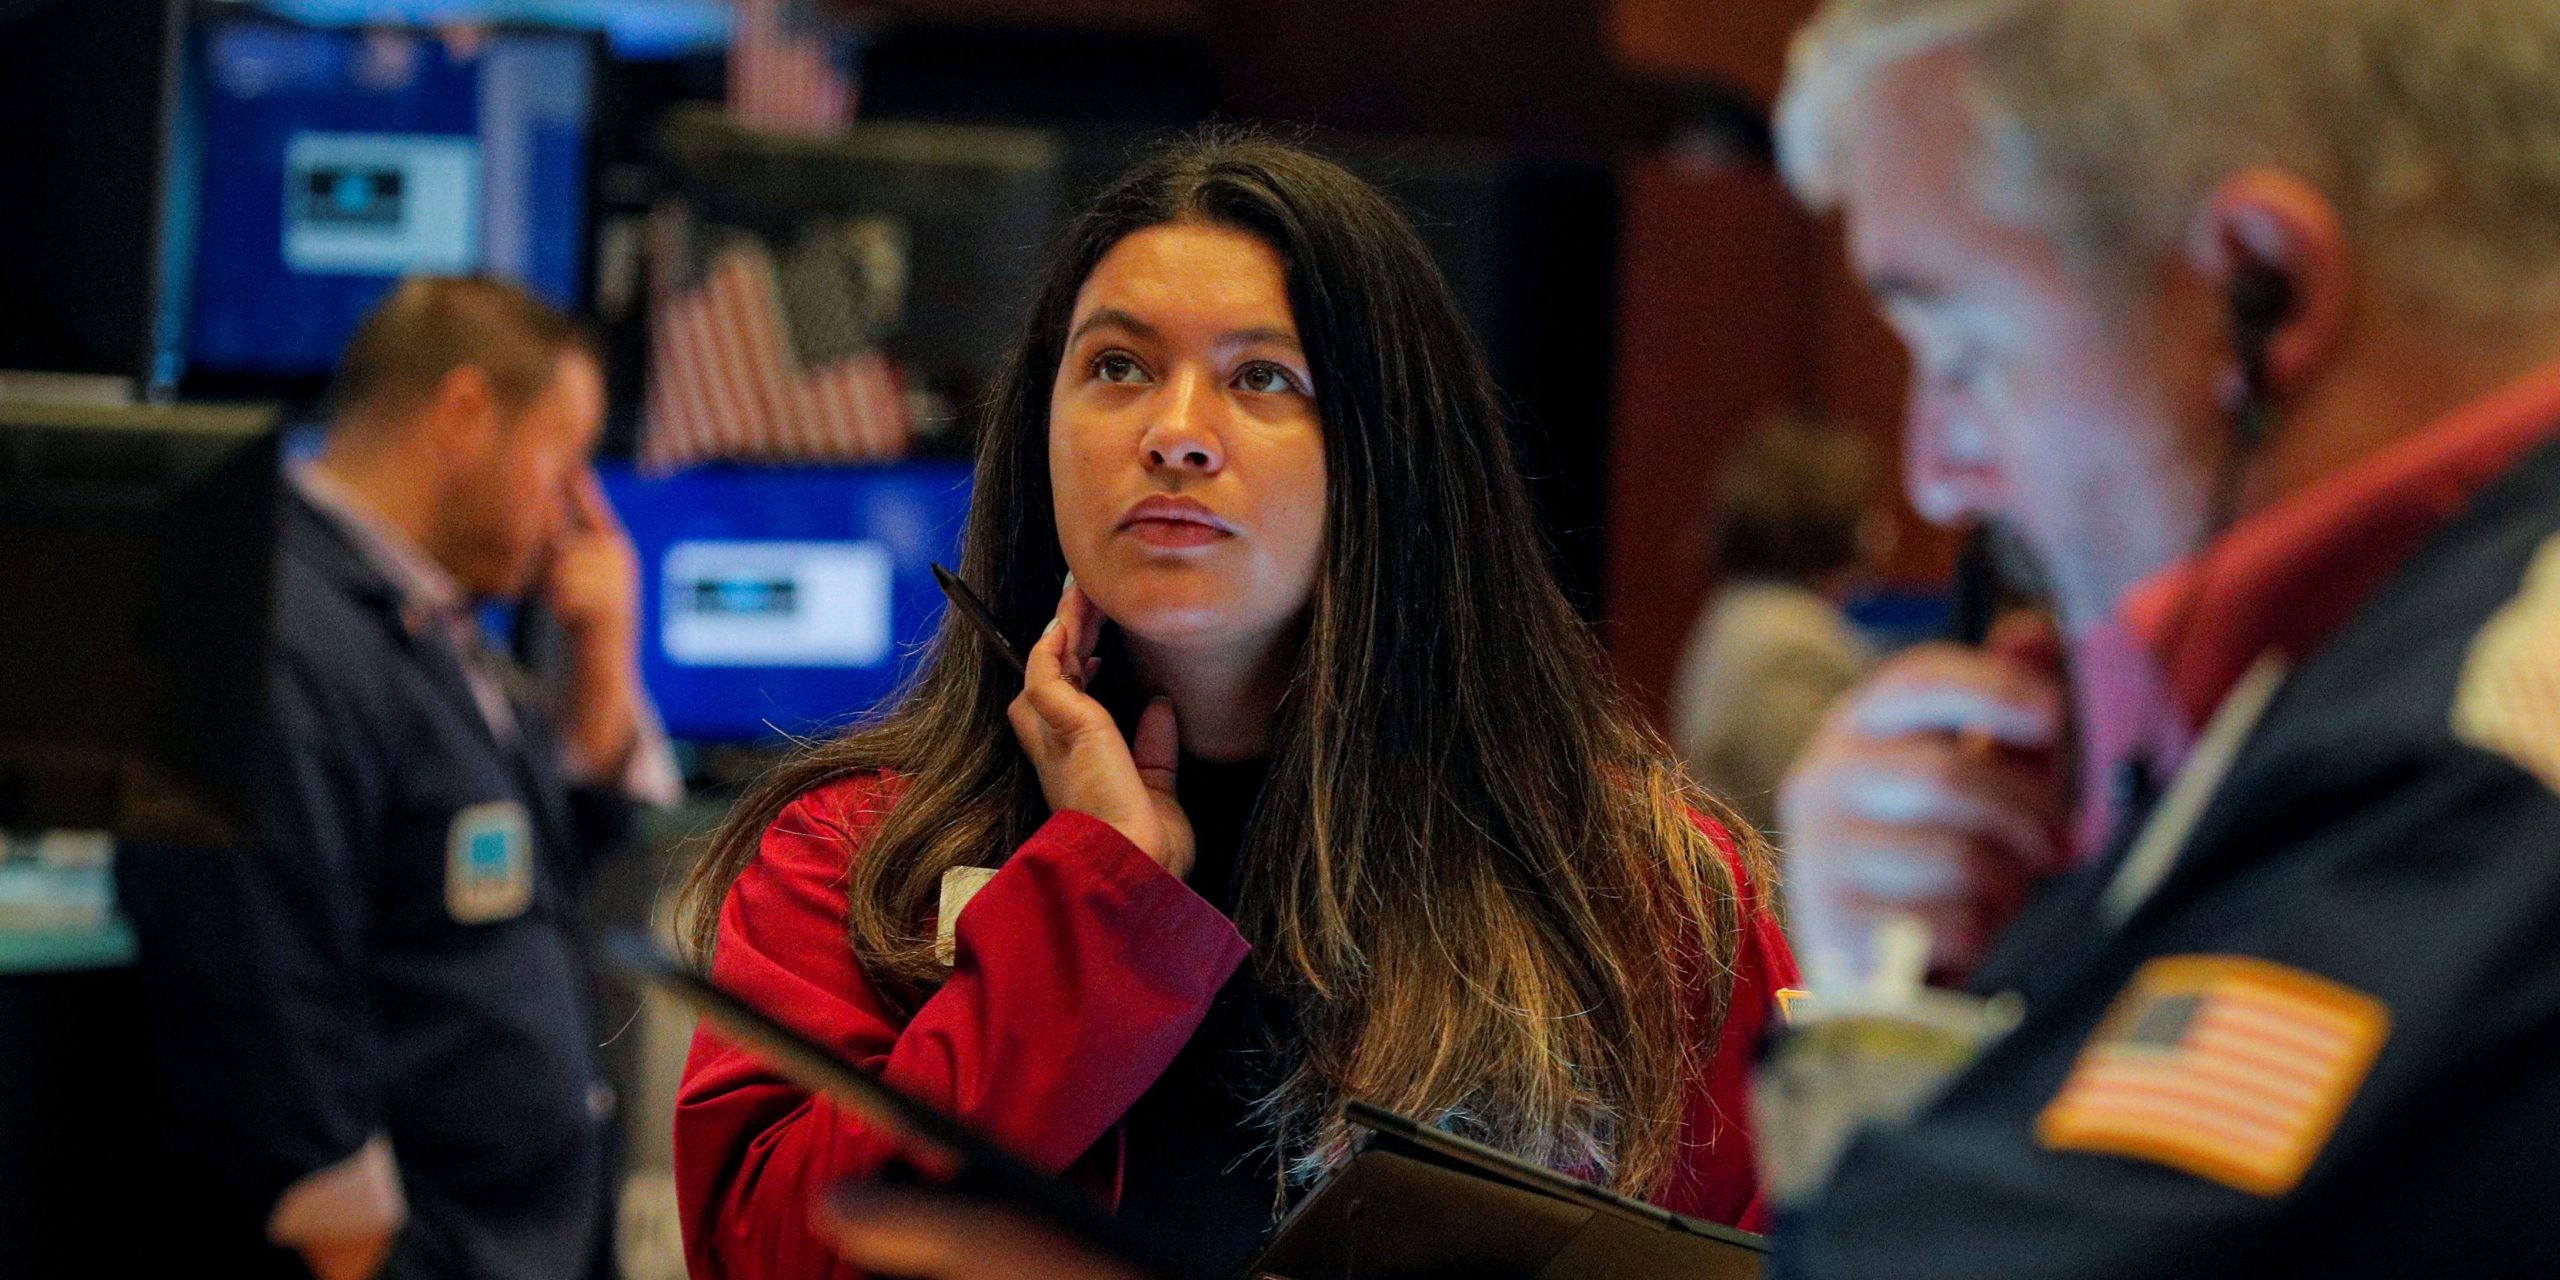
[674, 773, 1799, 1278]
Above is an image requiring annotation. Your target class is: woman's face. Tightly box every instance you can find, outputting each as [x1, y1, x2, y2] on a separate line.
[1049, 222, 1328, 655]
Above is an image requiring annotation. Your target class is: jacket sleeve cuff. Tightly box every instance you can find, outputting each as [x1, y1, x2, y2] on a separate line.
[952, 809, 1251, 989]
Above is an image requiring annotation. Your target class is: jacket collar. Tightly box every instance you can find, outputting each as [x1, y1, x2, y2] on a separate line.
[290, 464, 473, 622]
[2069, 355, 2560, 862]
[280, 482, 405, 620]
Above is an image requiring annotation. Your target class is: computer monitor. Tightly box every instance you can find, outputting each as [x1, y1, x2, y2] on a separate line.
[598, 459, 974, 743]
[183, 13, 599, 385]
[0, 0, 185, 391]
[0, 401, 280, 845]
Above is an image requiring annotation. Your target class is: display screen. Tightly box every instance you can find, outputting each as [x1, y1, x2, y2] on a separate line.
[187, 17, 593, 378]
[598, 460, 975, 743]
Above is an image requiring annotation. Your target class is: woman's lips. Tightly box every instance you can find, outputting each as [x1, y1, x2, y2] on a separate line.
[1117, 495, 1236, 548]
[1123, 518, 1229, 548]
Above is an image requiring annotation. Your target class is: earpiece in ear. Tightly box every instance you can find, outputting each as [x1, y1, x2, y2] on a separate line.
[2228, 262, 2295, 349]
[2227, 261, 2295, 449]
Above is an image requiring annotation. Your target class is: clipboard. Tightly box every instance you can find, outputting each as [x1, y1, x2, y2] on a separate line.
[1236, 1102, 1769, 1280]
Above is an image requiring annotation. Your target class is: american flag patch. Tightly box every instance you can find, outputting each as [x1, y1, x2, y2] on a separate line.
[2037, 955, 2389, 1197]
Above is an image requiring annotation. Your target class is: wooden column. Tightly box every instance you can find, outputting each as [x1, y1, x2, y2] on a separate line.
[1606, 155, 1821, 715]
[1610, 0, 1824, 106]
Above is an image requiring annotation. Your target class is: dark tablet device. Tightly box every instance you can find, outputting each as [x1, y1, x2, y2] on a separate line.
[1236, 1101, 1769, 1280]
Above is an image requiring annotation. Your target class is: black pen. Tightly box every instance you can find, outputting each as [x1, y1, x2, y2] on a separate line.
[931, 563, 1027, 676]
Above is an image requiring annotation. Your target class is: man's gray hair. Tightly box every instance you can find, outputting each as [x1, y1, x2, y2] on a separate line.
[1776, 0, 2560, 321]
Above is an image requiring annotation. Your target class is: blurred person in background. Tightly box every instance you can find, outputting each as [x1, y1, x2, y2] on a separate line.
[1769, 0, 2560, 1272]
[1667, 413, 1886, 839]
[670, 134, 1797, 1279]
[119, 277, 679, 1280]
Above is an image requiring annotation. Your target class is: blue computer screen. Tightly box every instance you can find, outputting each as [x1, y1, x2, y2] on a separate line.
[598, 460, 976, 743]
[187, 17, 593, 378]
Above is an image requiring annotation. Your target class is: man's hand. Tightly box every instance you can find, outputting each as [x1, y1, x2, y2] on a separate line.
[295, 1233, 397, 1280]
[543, 466, 642, 649]
[269, 1136, 406, 1280]
[543, 467, 646, 777]
[1777, 613, 2071, 981]
[816, 1186, 1151, 1280]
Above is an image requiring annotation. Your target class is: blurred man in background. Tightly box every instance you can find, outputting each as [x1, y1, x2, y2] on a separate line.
[1771, 0, 2560, 1271]
[1667, 414, 1885, 839]
[120, 277, 678, 1280]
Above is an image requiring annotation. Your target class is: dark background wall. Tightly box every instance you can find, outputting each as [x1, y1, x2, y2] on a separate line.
[831, 0, 1943, 719]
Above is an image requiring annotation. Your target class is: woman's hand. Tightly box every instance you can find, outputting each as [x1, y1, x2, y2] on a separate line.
[1007, 581, 1194, 878]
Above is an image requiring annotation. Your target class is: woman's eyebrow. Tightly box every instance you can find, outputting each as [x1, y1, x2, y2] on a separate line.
[1219, 326, 1303, 354]
[1068, 309, 1302, 355]
[1067, 308, 1156, 345]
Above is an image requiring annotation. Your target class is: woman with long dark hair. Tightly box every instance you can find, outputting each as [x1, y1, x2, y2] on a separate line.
[672, 133, 1797, 1277]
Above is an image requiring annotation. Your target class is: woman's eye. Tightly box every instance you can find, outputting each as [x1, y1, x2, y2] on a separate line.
[1234, 362, 1302, 395]
[1092, 353, 1147, 384]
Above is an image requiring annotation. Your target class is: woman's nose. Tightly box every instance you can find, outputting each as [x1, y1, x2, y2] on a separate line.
[1139, 370, 1225, 474]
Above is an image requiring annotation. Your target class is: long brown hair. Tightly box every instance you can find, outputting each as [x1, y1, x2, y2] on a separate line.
[677, 132, 1770, 1196]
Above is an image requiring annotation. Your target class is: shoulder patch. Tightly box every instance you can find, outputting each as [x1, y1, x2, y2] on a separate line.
[446, 800, 535, 924]
[2037, 955, 2389, 1197]
[2453, 531, 2560, 795]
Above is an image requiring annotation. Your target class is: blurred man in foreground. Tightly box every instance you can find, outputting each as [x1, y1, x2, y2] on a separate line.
[782, 0, 2560, 1275]
[1769, 0, 2560, 1272]
[121, 277, 678, 1280]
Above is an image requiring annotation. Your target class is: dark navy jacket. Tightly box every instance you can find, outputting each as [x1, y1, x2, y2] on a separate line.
[1781, 433, 2560, 1276]
[119, 490, 634, 1280]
